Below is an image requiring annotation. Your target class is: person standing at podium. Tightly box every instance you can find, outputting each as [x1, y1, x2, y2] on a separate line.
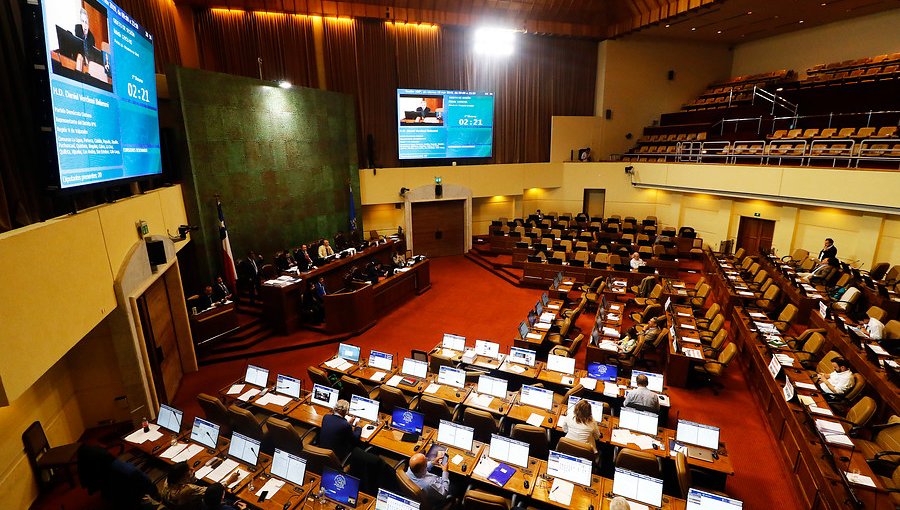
[295, 244, 315, 271]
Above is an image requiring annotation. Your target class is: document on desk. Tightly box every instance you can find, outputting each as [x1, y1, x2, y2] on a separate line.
[548, 478, 574, 506]
[748, 312, 767, 319]
[533, 322, 551, 331]
[159, 442, 188, 459]
[125, 424, 163, 444]
[502, 362, 526, 374]
[451, 454, 464, 466]
[226, 468, 252, 490]
[238, 388, 261, 402]
[737, 291, 755, 296]
[798, 395, 815, 406]
[206, 459, 240, 483]
[680, 323, 696, 330]
[472, 393, 494, 408]
[547, 304, 560, 310]
[869, 343, 889, 356]
[256, 478, 285, 500]
[526, 332, 543, 340]
[424, 383, 441, 394]
[361, 425, 377, 440]
[795, 381, 817, 390]
[324, 358, 352, 371]
[371, 371, 387, 382]
[808, 405, 833, 416]
[440, 348, 457, 357]
[598, 340, 619, 352]
[386, 375, 404, 387]
[256, 393, 292, 407]
[172, 444, 205, 464]
[473, 456, 499, 479]
[845, 472, 877, 487]
[682, 347, 703, 359]
[560, 376, 574, 386]
[677, 312, 692, 317]
[611, 429, 656, 450]
[606, 313, 621, 322]
[603, 382, 620, 398]
[579, 377, 597, 391]
[227, 384, 245, 395]
[526, 413, 545, 427]
[602, 327, 620, 338]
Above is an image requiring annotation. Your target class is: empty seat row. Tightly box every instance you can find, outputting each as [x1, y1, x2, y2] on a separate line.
[638, 132, 707, 143]
[767, 126, 898, 140]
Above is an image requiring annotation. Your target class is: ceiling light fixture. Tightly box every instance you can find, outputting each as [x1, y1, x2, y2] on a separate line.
[473, 27, 516, 56]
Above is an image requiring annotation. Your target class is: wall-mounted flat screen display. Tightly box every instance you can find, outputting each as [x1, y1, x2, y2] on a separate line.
[397, 89, 493, 160]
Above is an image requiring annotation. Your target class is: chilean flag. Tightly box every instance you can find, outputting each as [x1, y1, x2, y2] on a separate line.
[217, 199, 237, 290]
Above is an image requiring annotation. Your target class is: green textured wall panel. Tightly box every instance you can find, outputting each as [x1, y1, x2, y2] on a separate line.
[170, 67, 360, 283]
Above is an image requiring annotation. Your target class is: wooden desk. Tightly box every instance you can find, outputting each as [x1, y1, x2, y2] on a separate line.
[287, 403, 332, 428]
[522, 260, 680, 288]
[469, 451, 541, 496]
[422, 376, 471, 406]
[536, 369, 584, 389]
[352, 363, 396, 385]
[302, 490, 376, 510]
[319, 356, 361, 377]
[368, 426, 436, 458]
[372, 259, 431, 316]
[421, 440, 486, 477]
[462, 391, 515, 417]
[190, 301, 239, 345]
[236, 470, 318, 510]
[506, 400, 561, 429]
[497, 360, 542, 379]
[324, 282, 376, 335]
[530, 460, 603, 509]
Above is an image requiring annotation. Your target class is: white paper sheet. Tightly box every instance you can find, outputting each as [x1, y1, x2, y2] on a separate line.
[526, 413, 545, 427]
[172, 444, 205, 463]
[386, 375, 403, 387]
[206, 459, 239, 483]
[424, 383, 441, 394]
[371, 371, 387, 382]
[227, 384, 245, 395]
[159, 442, 188, 459]
[124, 424, 163, 444]
[579, 377, 597, 391]
[603, 382, 620, 397]
[548, 478, 574, 505]
[256, 477, 286, 500]
[473, 456, 499, 479]
[451, 454, 465, 465]
[238, 388, 261, 402]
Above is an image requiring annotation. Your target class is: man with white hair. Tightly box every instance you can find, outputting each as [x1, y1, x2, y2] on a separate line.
[318, 399, 361, 459]
[610, 496, 631, 510]
[406, 452, 450, 508]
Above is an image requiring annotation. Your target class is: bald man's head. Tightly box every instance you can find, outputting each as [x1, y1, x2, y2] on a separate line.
[408, 453, 427, 476]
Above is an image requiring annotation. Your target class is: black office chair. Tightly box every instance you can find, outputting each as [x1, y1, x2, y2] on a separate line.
[23, 421, 81, 491]
[411, 349, 429, 363]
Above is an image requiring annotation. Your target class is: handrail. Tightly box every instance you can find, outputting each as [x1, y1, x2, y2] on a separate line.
[752, 86, 799, 116]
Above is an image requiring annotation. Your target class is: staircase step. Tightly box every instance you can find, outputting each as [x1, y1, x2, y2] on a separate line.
[465, 251, 520, 286]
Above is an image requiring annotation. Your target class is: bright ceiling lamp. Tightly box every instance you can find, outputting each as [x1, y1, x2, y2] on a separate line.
[473, 26, 516, 56]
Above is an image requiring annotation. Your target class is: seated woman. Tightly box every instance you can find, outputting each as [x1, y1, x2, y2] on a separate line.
[558, 399, 602, 450]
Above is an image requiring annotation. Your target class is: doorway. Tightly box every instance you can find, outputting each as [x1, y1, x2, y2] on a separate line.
[411, 200, 466, 257]
[736, 216, 776, 255]
[137, 277, 184, 403]
[583, 189, 606, 218]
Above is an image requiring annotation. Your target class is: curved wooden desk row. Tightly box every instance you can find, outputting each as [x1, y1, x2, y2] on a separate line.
[752, 254, 900, 414]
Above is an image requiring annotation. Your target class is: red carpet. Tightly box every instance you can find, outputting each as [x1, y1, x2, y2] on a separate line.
[33, 255, 803, 509]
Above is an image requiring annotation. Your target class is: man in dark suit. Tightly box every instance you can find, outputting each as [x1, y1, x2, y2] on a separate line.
[197, 286, 216, 311]
[214, 276, 232, 302]
[238, 251, 261, 300]
[318, 399, 361, 460]
[295, 244, 315, 272]
[819, 238, 837, 261]
[75, 8, 96, 73]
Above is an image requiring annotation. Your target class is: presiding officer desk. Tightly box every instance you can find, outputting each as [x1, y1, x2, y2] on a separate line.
[260, 240, 430, 335]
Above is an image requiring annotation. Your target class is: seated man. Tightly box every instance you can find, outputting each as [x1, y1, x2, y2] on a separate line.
[202, 482, 246, 510]
[406, 452, 451, 508]
[317, 399, 361, 460]
[318, 239, 335, 260]
[392, 250, 407, 268]
[629, 251, 645, 270]
[623, 374, 660, 412]
[197, 285, 216, 311]
[813, 357, 854, 396]
[214, 276, 232, 302]
[295, 244, 316, 271]
[618, 317, 661, 354]
[865, 316, 885, 340]
[798, 257, 838, 284]
[160, 462, 239, 510]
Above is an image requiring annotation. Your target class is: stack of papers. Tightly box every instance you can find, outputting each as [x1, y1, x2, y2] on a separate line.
[815, 419, 854, 447]
[611, 429, 659, 450]
[737, 290, 755, 297]
[370, 371, 387, 382]
[238, 388, 261, 402]
[602, 327, 620, 338]
[774, 353, 795, 366]
[172, 444, 204, 463]
[227, 384, 245, 395]
[256, 393, 292, 407]
[845, 472, 876, 487]
[526, 332, 543, 340]
[386, 375, 404, 387]
[603, 382, 620, 398]
[682, 347, 703, 359]
[502, 363, 526, 374]
[324, 358, 353, 371]
[548, 478, 574, 505]
[159, 443, 189, 459]
[808, 405, 833, 416]
[199, 459, 239, 483]
[598, 340, 619, 352]
[124, 424, 163, 444]
[579, 377, 597, 391]
[795, 381, 817, 390]
[473, 456, 499, 479]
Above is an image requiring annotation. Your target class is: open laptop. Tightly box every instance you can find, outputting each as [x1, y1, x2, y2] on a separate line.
[244, 364, 269, 387]
[310, 383, 339, 409]
[686, 488, 743, 510]
[274, 374, 302, 399]
[157, 404, 183, 434]
[400, 358, 428, 386]
[367, 350, 393, 371]
[375, 489, 420, 510]
[270, 448, 307, 487]
[676, 419, 720, 462]
[612, 467, 664, 508]
[430, 420, 474, 459]
[391, 408, 425, 442]
[618, 407, 659, 436]
[519, 385, 554, 411]
[587, 362, 618, 382]
[338, 343, 361, 363]
[507, 347, 536, 367]
[321, 466, 361, 507]
[489, 434, 530, 468]
[227, 431, 262, 468]
[546, 450, 592, 486]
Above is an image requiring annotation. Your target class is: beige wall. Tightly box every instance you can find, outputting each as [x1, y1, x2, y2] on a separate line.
[595, 37, 733, 159]
[361, 162, 900, 268]
[732, 9, 900, 77]
[0, 186, 189, 508]
[550, 117, 603, 162]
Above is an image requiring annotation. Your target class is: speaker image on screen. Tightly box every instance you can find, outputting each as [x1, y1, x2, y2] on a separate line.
[146, 239, 166, 266]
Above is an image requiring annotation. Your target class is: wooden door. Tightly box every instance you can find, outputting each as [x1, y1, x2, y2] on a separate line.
[583, 189, 606, 217]
[736, 217, 776, 255]
[411, 200, 465, 257]
[137, 278, 183, 402]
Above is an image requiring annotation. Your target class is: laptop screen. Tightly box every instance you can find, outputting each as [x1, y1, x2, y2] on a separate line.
[587, 362, 618, 382]
[520, 385, 554, 411]
[244, 364, 269, 387]
[349, 395, 380, 422]
[442, 333, 466, 352]
[368, 350, 393, 371]
[391, 408, 424, 434]
[541, 292, 549, 305]
[321, 466, 360, 506]
[338, 343, 361, 363]
[475, 339, 500, 359]
[190, 417, 220, 449]
[157, 404, 183, 434]
[437, 420, 474, 450]
[630, 371, 664, 393]
[375, 489, 420, 510]
[535, 301, 544, 315]
[401, 358, 428, 379]
[546, 354, 576, 375]
[275, 374, 302, 398]
[547, 450, 592, 486]
[311, 383, 339, 409]
[271, 448, 307, 486]
[686, 488, 743, 510]
[437, 366, 466, 388]
[518, 321, 530, 338]
[566, 396, 604, 422]
[489, 434, 530, 468]
[477, 375, 508, 398]
[676, 420, 720, 450]
[612, 467, 664, 507]
[508, 347, 536, 367]
[228, 431, 261, 466]
[618, 407, 659, 436]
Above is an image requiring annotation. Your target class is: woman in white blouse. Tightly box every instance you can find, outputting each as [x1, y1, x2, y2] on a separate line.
[559, 399, 603, 449]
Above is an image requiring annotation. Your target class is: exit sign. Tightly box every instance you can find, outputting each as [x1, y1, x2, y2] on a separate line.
[754, 212, 761, 217]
